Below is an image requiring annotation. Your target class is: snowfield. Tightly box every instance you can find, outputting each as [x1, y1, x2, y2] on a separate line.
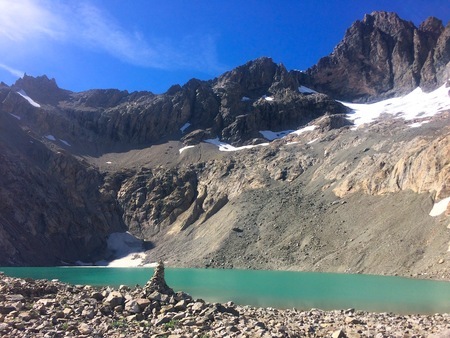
[341, 84, 450, 127]
[429, 197, 450, 217]
[17, 90, 41, 108]
[77, 232, 155, 267]
[178, 85, 449, 157]
[205, 138, 269, 151]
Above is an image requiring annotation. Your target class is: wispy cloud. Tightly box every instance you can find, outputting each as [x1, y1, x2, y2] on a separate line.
[0, 0, 65, 42]
[0, 0, 223, 73]
[0, 63, 24, 78]
[75, 2, 163, 68]
[74, 2, 224, 72]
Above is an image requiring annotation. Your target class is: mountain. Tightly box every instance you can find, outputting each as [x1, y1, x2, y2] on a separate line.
[304, 11, 450, 102]
[0, 12, 449, 280]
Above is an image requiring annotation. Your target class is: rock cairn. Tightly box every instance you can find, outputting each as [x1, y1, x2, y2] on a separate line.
[143, 261, 174, 296]
[1, 271, 450, 337]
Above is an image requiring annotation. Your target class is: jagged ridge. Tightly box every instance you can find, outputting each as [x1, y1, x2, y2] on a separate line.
[304, 11, 450, 102]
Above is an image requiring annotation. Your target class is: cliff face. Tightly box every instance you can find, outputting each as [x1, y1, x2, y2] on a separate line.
[59, 58, 346, 147]
[0, 11, 449, 277]
[305, 11, 450, 102]
[0, 106, 125, 265]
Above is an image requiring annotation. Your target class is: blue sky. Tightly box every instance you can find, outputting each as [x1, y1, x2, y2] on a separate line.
[1, 0, 449, 94]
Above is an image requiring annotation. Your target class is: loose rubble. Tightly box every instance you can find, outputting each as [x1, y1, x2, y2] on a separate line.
[0, 264, 449, 338]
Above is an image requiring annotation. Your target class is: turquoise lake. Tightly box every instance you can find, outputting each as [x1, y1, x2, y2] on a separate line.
[1, 267, 450, 315]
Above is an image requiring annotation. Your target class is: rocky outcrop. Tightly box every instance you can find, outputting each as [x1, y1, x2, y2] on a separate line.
[310, 116, 450, 201]
[330, 133, 450, 199]
[112, 167, 200, 237]
[305, 11, 450, 101]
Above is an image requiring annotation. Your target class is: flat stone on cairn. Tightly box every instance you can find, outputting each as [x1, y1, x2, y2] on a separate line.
[143, 261, 174, 296]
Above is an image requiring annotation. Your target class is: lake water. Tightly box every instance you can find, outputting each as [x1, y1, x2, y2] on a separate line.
[1, 267, 450, 315]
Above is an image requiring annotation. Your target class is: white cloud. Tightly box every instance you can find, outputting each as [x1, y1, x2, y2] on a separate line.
[0, 63, 24, 78]
[0, 0, 223, 73]
[74, 2, 167, 68]
[0, 0, 65, 42]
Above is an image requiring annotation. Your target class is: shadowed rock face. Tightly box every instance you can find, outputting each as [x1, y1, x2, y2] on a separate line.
[305, 11, 450, 102]
[0, 111, 125, 266]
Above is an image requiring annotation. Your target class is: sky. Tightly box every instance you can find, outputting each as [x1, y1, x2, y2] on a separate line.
[1, 0, 449, 94]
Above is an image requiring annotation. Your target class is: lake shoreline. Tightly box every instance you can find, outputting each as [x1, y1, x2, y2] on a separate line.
[1, 271, 449, 337]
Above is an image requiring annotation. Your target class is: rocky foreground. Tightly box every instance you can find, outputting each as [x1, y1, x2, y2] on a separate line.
[1, 264, 450, 338]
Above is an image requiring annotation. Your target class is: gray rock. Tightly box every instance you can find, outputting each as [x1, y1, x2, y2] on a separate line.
[81, 307, 95, 319]
[135, 298, 151, 311]
[78, 322, 92, 334]
[5, 294, 25, 302]
[104, 291, 124, 308]
[125, 300, 141, 314]
[190, 301, 206, 313]
[0, 323, 9, 332]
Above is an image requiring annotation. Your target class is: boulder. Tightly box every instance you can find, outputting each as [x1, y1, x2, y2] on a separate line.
[104, 291, 124, 308]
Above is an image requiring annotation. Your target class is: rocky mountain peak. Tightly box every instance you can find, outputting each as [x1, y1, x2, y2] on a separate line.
[12, 74, 70, 105]
[214, 57, 297, 97]
[362, 11, 415, 36]
[419, 16, 444, 35]
[305, 12, 450, 102]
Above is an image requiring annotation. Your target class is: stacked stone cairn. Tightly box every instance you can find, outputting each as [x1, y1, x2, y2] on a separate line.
[143, 260, 174, 296]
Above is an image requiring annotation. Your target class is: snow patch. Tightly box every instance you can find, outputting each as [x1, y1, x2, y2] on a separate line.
[299, 86, 317, 94]
[341, 85, 450, 127]
[408, 121, 430, 128]
[429, 197, 450, 217]
[262, 95, 274, 101]
[259, 130, 294, 141]
[291, 125, 316, 136]
[60, 139, 71, 147]
[45, 135, 56, 141]
[96, 232, 152, 267]
[179, 145, 195, 153]
[17, 90, 41, 108]
[106, 161, 112, 164]
[9, 113, 21, 120]
[180, 122, 191, 133]
[205, 138, 269, 152]
[259, 125, 316, 142]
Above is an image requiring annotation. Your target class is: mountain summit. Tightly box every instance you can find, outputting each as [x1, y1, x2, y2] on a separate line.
[305, 11, 450, 102]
